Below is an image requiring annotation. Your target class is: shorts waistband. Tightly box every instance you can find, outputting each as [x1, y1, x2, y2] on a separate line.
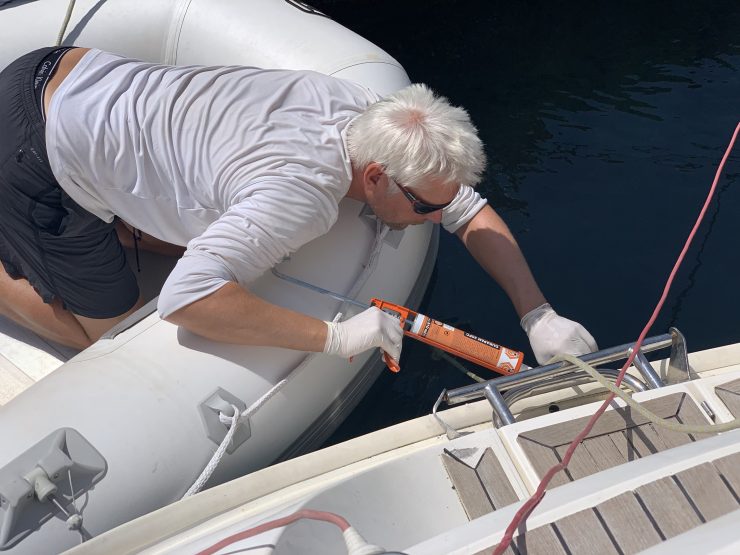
[33, 47, 77, 122]
[7, 47, 76, 133]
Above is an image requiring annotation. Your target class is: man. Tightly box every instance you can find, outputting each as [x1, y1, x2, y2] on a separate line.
[0, 46, 597, 365]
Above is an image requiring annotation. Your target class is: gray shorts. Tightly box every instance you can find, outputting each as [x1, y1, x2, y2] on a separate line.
[0, 47, 139, 318]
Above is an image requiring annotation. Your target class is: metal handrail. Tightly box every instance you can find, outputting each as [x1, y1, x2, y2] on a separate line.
[438, 331, 690, 428]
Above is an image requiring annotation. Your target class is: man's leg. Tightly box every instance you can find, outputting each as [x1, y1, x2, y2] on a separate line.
[72, 295, 145, 344]
[0, 261, 144, 350]
[0, 262, 91, 349]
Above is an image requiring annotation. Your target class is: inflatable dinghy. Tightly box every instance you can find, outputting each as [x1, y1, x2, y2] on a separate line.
[0, 1, 436, 552]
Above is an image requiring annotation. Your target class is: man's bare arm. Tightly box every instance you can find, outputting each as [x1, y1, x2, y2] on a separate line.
[165, 282, 328, 350]
[455, 204, 546, 318]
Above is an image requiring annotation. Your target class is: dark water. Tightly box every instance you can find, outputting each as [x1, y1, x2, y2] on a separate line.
[317, 0, 740, 444]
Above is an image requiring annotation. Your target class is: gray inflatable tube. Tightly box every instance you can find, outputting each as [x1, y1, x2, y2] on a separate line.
[0, 0, 436, 552]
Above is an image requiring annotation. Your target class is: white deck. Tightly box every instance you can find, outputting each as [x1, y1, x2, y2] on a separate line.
[0, 316, 75, 406]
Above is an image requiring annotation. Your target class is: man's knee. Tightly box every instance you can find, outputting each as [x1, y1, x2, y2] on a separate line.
[0, 265, 94, 349]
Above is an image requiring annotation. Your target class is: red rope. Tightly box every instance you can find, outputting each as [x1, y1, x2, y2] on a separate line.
[493, 122, 740, 555]
[195, 509, 351, 555]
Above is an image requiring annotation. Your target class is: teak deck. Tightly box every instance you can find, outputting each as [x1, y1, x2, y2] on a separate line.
[442, 393, 740, 554]
[715, 377, 740, 417]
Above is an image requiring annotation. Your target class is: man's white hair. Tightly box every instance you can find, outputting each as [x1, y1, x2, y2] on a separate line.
[346, 84, 486, 190]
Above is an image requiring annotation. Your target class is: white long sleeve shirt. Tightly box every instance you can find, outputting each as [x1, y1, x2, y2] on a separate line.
[46, 49, 486, 318]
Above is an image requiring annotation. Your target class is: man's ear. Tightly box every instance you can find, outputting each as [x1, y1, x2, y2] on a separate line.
[362, 162, 386, 200]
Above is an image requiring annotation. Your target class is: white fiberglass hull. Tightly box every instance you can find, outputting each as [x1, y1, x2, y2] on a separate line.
[73, 342, 740, 555]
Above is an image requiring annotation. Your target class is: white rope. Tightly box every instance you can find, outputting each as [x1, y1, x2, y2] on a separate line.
[183, 379, 288, 498]
[182, 405, 239, 498]
[556, 354, 740, 434]
[56, 0, 76, 46]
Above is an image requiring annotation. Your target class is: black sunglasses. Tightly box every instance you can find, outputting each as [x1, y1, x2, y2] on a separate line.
[394, 181, 453, 214]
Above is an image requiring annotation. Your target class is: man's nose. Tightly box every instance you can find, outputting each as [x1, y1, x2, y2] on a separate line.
[425, 210, 443, 224]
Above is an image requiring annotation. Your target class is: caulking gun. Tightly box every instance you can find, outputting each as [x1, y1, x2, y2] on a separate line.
[272, 269, 525, 376]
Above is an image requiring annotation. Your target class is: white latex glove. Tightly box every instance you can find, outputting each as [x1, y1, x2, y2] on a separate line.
[324, 306, 403, 363]
[521, 303, 598, 365]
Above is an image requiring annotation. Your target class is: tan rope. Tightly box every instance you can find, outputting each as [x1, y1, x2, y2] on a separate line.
[56, 0, 77, 46]
[555, 353, 740, 434]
